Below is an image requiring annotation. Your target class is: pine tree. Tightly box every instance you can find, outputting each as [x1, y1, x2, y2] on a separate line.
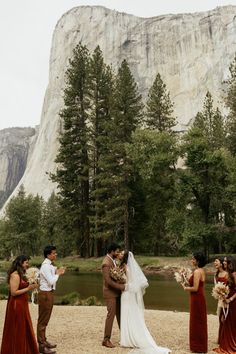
[145, 73, 175, 131]
[180, 93, 228, 256]
[101, 60, 143, 249]
[135, 73, 177, 254]
[51, 43, 90, 257]
[225, 55, 236, 155]
[87, 46, 114, 255]
[127, 129, 178, 255]
[2, 185, 43, 256]
[193, 92, 225, 149]
[42, 193, 75, 256]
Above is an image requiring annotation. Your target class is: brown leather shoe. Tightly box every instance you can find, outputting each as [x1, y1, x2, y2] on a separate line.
[44, 341, 57, 349]
[102, 339, 115, 348]
[39, 346, 56, 354]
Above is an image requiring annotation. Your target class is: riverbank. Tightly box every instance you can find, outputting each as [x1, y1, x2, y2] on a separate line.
[0, 255, 217, 274]
[0, 301, 219, 353]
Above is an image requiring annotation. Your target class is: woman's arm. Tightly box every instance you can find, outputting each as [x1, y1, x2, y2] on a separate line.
[10, 273, 37, 296]
[183, 269, 201, 292]
[225, 272, 236, 304]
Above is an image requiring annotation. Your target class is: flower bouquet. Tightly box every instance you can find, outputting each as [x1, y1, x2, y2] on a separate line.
[174, 267, 192, 286]
[212, 282, 230, 319]
[109, 267, 126, 283]
[25, 267, 40, 304]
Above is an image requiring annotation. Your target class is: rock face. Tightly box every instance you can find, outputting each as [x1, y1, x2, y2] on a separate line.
[3, 5, 236, 204]
[0, 127, 36, 208]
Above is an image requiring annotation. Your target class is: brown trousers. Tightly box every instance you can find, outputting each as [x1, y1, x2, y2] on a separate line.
[37, 290, 54, 345]
[104, 296, 121, 340]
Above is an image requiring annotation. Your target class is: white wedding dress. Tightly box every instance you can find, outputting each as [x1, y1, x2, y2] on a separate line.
[120, 252, 171, 354]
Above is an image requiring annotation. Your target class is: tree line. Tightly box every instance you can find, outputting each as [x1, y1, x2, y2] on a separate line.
[1, 43, 236, 258]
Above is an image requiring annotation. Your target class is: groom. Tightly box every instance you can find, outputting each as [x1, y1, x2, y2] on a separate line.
[102, 243, 126, 348]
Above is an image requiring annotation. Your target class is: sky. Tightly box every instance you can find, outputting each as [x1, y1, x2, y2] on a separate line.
[0, 0, 236, 130]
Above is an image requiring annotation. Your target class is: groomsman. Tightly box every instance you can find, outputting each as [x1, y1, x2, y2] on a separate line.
[37, 246, 65, 354]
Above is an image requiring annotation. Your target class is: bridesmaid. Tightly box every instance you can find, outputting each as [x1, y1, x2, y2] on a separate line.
[0, 255, 39, 354]
[214, 256, 228, 314]
[214, 256, 228, 285]
[183, 252, 208, 353]
[213, 256, 228, 343]
[213, 256, 236, 354]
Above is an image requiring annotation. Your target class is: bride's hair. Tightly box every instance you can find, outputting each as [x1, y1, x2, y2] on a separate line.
[120, 250, 129, 266]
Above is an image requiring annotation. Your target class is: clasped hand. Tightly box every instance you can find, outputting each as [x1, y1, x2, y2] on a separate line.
[28, 283, 39, 291]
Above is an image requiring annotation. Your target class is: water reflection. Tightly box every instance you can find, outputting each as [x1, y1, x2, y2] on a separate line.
[55, 272, 217, 314]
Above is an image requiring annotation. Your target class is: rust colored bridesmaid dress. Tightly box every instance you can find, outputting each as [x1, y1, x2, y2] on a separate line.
[0, 279, 39, 354]
[215, 276, 228, 344]
[214, 282, 236, 354]
[189, 274, 208, 353]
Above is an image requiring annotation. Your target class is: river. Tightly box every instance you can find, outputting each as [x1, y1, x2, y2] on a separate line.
[55, 272, 217, 314]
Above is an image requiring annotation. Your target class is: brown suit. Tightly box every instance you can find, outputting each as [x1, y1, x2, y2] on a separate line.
[102, 255, 125, 340]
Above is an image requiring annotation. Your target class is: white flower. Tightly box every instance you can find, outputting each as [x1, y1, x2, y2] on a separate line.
[25, 267, 40, 304]
[26, 267, 40, 284]
[174, 267, 192, 286]
[212, 282, 229, 301]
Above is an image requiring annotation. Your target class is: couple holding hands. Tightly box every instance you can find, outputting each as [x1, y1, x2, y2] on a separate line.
[102, 243, 171, 354]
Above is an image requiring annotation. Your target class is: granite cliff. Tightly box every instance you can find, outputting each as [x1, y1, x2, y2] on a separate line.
[0, 127, 36, 209]
[3, 5, 236, 206]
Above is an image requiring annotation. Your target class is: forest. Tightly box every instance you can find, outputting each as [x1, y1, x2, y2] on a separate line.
[1, 43, 236, 258]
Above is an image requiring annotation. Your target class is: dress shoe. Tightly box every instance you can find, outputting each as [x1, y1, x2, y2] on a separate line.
[102, 339, 115, 348]
[44, 341, 57, 349]
[39, 346, 56, 354]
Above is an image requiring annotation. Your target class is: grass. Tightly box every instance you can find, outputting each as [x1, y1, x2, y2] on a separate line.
[1, 253, 231, 273]
[0, 255, 189, 273]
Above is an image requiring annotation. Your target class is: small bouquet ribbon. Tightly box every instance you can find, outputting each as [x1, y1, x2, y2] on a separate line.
[174, 267, 192, 286]
[212, 282, 230, 319]
[109, 266, 126, 283]
[25, 267, 40, 304]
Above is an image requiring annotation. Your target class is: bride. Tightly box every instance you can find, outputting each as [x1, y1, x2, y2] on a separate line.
[119, 251, 171, 354]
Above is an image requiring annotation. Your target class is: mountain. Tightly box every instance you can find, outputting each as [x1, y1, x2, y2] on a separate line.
[0, 127, 37, 208]
[2, 5, 236, 207]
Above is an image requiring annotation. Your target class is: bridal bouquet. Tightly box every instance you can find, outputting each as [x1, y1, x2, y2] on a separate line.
[110, 267, 126, 283]
[25, 267, 40, 304]
[174, 267, 192, 286]
[212, 282, 230, 318]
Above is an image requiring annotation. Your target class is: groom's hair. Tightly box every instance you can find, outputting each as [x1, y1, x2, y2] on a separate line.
[44, 245, 56, 258]
[107, 243, 120, 253]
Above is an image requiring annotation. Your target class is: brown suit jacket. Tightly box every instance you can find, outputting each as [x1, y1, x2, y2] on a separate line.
[102, 255, 125, 299]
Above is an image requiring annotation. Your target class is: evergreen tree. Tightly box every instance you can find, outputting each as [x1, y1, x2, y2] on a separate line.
[1, 185, 43, 257]
[101, 60, 143, 249]
[145, 73, 175, 131]
[87, 46, 114, 255]
[225, 55, 236, 155]
[128, 73, 177, 255]
[42, 193, 75, 256]
[128, 129, 178, 255]
[180, 93, 228, 256]
[51, 43, 90, 257]
[193, 92, 225, 148]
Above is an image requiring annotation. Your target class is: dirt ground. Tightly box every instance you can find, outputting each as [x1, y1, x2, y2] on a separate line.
[0, 301, 219, 354]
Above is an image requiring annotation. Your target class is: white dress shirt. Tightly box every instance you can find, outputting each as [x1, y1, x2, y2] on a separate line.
[39, 258, 59, 291]
[107, 254, 117, 267]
